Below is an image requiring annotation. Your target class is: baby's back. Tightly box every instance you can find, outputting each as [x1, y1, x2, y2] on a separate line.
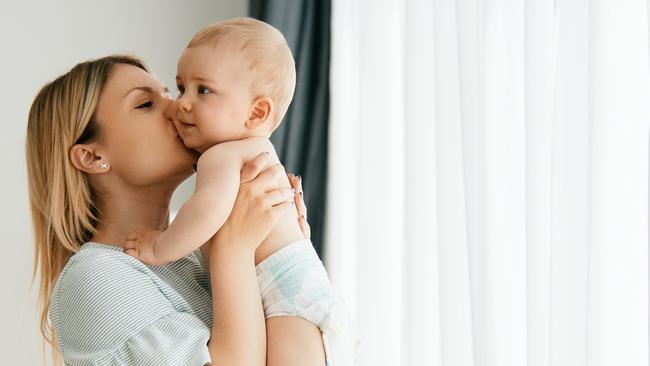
[213, 137, 306, 265]
[254, 161, 305, 265]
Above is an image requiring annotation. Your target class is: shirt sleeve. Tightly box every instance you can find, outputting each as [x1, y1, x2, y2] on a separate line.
[51, 253, 212, 366]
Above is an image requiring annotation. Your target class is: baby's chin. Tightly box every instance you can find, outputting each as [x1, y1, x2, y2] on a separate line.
[176, 134, 204, 153]
[189, 139, 215, 154]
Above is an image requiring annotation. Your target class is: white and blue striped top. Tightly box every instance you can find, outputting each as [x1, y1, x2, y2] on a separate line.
[49, 241, 217, 365]
[49, 239, 343, 365]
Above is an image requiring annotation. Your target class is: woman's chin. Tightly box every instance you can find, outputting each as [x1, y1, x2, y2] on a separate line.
[179, 145, 200, 165]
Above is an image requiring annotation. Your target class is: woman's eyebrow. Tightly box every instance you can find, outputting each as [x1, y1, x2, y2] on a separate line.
[123, 86, 170, 98]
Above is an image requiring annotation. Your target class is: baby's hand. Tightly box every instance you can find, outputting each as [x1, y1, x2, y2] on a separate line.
[124, 228, 167, 266]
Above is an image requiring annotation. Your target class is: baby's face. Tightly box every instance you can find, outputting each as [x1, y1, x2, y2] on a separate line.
[174, 45, 253, 152]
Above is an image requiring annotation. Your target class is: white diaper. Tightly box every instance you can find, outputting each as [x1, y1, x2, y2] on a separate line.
[256, 239, 360, 366]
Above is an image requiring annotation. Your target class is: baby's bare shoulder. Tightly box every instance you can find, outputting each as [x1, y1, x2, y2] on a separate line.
[197, 137, 278, 168]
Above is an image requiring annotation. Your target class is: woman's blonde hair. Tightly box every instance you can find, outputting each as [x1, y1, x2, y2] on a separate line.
[26, 55, 148, 364]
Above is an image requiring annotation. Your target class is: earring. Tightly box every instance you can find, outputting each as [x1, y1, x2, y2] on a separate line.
[99, 162, 109, 170]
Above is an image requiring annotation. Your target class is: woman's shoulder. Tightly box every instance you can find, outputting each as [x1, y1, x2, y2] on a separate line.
[52, 242, 158, 300]
[49, 242, 213, 364]
[51, 242, 209, 314]
[53, 242, 208, 290]
[50, 242, 177, 328]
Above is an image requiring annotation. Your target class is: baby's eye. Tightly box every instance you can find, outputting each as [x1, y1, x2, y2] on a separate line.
[198, 86, 211, 95]
[136, 101, 153, 109]
[176, 84, 185, 96]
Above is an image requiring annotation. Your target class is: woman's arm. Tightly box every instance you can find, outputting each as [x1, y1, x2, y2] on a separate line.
[206, 152, 296, 365]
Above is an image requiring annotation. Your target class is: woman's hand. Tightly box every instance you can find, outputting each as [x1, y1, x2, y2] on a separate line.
[288, 173, 311, 239]
[212, 152, 296, 255]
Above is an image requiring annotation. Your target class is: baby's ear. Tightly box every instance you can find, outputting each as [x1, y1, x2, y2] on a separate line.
[245, 97, 274, 130]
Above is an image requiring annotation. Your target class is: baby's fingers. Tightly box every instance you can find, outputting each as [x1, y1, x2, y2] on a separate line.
[124, 247, 138, 257]
[126, 228, 143, 241]
[123, 239, 139, 253]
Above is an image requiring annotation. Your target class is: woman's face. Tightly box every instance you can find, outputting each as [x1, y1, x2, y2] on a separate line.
[93, 64, 199, 188]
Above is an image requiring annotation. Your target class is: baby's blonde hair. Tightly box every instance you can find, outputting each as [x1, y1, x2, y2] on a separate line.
[188, 17, 296, 127]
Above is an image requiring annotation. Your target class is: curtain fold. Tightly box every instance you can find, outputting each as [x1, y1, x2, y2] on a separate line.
[327, 0, 650, 365]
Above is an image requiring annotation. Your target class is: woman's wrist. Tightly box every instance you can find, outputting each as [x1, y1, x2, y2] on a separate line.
[211, 225, 258, 259]
[207, 225, 266, 366]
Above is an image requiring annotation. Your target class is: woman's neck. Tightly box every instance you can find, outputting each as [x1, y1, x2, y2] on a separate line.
[90, 186, 174, 248]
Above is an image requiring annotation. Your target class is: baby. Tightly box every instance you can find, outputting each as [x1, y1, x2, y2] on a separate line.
[124, 17, 357, 365]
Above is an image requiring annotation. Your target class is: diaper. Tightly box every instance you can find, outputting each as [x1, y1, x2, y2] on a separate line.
[256, 239, 360, 366]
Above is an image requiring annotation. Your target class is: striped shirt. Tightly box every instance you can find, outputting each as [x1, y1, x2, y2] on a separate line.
[50, 242, 213, 365]
[50, 240, 347, 365]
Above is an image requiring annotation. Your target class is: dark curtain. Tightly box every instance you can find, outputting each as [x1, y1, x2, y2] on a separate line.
[249, 0, 330, 258]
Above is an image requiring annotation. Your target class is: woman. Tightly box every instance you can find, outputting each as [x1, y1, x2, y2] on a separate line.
[27, 55, 326, 365]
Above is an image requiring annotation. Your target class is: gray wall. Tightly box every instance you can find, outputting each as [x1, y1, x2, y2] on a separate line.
[0, 1, 247, 363]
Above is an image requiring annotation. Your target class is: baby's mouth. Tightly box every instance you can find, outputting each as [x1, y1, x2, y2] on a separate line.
[174, 119, 196, 139]
[177, 120, 195, 130]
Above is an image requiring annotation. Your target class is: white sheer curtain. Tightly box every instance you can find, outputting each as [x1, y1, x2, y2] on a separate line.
[325, 0, 650, 365]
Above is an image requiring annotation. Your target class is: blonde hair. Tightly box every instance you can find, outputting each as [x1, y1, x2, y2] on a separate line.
[26, 55, 148, 365]
[188, 17, 296, 126]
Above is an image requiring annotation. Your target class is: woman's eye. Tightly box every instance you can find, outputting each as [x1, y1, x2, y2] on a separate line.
[198, 86, 211, 95]
[136, 101, 153, 109]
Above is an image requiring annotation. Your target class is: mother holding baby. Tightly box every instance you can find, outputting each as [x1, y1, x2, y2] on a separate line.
[27, 18, 354, 366]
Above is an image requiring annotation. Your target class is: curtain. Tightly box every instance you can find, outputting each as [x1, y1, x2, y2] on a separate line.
[249, 0, 331, 257]
[326, 0, 650, 365]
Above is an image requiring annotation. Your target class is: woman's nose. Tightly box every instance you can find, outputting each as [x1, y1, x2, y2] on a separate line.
[163, 99, 176, 122]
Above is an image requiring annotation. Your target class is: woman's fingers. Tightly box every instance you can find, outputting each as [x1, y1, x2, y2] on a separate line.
[240, 152, 273, 184]
[248, 163, 286, 193]
[265, 187, 296, 207]
[288, 173, 310, 239]
[270, 201, 298, 223]
[298, 215, 311, 239]
[288, 174, 307, 220]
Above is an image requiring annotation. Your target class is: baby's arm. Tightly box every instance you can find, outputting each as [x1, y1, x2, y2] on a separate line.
[126, 137, 278, 265]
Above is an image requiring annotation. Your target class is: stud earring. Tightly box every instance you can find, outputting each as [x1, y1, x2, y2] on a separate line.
[99, 162, 109, 170]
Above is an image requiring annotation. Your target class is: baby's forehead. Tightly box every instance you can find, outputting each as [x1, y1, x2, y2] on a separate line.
[176, 46, 256, 86]
[181, 41, 277, 77]
[182, 43, 251, 67]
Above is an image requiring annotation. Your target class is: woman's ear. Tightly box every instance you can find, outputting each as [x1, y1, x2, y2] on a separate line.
[245, 96, 274, 130]
[69, 144, 111, 175]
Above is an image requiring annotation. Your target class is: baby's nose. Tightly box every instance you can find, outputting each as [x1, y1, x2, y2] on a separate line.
[178, 97, 192, 112]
